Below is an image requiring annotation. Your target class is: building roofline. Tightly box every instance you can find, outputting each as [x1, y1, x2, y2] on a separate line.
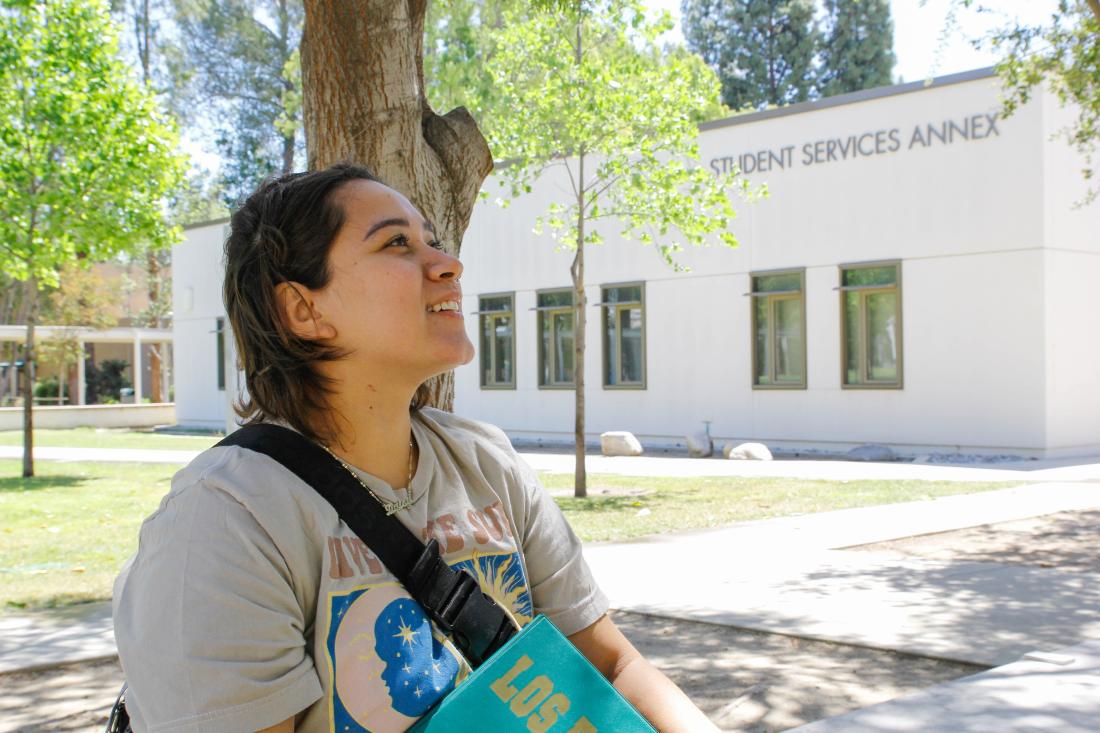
[699, 67, 997, 132]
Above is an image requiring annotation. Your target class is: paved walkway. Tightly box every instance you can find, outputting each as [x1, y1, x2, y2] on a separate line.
[5, 444, 1100, 482]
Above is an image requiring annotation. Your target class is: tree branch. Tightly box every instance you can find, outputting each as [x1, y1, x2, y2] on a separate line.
[1087, 0, 1100, 24]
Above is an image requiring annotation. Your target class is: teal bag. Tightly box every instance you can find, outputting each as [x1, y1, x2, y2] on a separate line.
[411, 615, 657, 733]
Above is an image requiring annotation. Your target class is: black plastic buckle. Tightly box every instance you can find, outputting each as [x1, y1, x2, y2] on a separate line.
[408, 539, 518, 667]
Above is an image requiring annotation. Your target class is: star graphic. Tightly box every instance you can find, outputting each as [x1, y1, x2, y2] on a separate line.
[431, 661, 441, 674]
[403, 663, 413, 675]
[414, 686, 424, 698]
[393, 617, 418, 648]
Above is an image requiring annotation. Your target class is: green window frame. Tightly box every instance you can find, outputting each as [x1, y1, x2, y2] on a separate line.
[215, 317, 225, 392]
[477, 293, 515, 389]
[599, 283, 646, 389]
[840, 261, 903, 389]
[751, 270, 806, 389]
[536, 289, 575, 389]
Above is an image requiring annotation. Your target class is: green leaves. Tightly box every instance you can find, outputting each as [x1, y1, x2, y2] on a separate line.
[0, 0, 186, 286]
[484, 0, 759, 269]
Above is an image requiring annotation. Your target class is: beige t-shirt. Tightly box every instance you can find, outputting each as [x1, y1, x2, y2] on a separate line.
[113, 408, 607, 733]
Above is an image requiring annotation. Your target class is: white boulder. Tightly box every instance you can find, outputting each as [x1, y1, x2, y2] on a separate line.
[724, 442, 773, 461]
[600, 431, 643, 457]
[686, 431, 713, 458]
[846, 444, 896, 462]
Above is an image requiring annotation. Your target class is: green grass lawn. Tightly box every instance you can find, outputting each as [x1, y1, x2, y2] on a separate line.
[0, 458, 1018, 611]
[544, 473, 1019, 543]
[0, 428, 221, 451]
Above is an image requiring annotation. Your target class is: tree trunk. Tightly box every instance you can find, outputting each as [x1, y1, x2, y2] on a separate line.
[571, 152, 587, 498]
[571, 9, 587, 498]
[299, 0, 493, 411]
[22, 282, 38, 478]
[145, 250, 164, 403]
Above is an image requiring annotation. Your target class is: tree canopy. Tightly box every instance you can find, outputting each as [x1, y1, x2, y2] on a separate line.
[486, 0, 756, 494]
[0, 0, 185, 474]
[819, 0, 895, 97]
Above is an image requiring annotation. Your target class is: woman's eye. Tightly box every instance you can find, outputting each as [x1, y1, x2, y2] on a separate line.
[385, 235, 410, 248]
[429, 240, 445, 251]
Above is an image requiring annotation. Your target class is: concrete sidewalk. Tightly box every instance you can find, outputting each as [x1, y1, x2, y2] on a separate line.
[583, 481, 1100, 667]
[5, 443, 1100, 482]
[788, 640, 1100, 733]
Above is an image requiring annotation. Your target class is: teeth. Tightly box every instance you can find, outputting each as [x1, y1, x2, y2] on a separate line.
[428, 301, 460, 313]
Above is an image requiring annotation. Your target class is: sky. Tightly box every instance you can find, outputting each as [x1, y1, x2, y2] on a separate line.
[646, 0, 1061, 82]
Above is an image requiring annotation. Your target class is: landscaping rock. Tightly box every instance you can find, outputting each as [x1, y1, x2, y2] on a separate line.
[846, 444, 896, 462]
[686, 431, 713, 458]
[600, 431, 643, 456]
[725, 442, 773, 461]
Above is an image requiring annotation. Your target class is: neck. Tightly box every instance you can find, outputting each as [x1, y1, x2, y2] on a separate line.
[322, 370, 420, 490]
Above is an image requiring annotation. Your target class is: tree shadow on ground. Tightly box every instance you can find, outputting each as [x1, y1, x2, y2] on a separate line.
[0, 474, 86, 493]
[612, 610, 984, 732]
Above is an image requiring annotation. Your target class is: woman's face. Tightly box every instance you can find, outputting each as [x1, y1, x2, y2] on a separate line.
[309, 179, 474, 386]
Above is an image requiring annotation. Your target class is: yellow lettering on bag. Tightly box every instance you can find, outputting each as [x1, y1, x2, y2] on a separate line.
[565, 717, 597, 733]
[527, 692, 571, 733]
[509, 675, 554, 718]
[490, 655, 534, 703]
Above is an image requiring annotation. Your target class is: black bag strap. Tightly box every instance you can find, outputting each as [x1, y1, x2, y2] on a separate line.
[217, 423, 517, 668]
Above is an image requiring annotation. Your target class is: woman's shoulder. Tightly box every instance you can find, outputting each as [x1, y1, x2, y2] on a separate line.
[415, 407, 516, 455]
[155, 441, 335, 541]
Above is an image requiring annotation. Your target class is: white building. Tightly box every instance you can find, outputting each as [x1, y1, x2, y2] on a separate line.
[174, 69, 1100, 458]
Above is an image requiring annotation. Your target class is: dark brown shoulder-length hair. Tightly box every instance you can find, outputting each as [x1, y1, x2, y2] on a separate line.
[223, 163, 431, 444]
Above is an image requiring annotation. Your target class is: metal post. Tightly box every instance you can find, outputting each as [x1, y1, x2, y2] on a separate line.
[132, 332, 143, 403]
[76, 340, 86, 405]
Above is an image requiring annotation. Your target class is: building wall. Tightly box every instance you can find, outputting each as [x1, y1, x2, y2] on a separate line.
[172, 222, 231, 430]
[453, 72, 1062, 455]
[173, 72, 1099, 457]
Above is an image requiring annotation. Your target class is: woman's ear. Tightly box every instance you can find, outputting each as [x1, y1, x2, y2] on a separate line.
[275, 281, 336, 341]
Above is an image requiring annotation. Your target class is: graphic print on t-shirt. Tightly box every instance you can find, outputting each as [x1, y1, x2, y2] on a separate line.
[325, 550, 534, 733]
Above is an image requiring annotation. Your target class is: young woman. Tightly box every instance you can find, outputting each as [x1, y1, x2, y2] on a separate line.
[113, 164, 717, 733]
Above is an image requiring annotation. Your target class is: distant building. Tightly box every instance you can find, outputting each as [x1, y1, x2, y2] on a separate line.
[175, 69, 1100, 458]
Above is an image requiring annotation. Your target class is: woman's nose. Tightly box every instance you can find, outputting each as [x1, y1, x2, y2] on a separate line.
[426, 248, 463, 282]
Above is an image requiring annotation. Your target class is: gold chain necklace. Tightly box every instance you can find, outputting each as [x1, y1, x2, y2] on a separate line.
[320, 435, 421, 516]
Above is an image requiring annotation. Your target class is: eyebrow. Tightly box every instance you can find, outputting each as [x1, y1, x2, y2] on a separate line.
[363, 217, 437, 240]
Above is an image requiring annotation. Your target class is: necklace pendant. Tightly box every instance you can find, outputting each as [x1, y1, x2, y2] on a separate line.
[384, 494, 416, 516]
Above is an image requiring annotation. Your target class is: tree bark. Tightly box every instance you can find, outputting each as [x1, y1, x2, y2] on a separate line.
[571, 153, 587, 498]
[22, 281, 38, 478]
[145, 250, 164, 403]
[1087, 0, 1100, 24]
[300, 0, 493, 411]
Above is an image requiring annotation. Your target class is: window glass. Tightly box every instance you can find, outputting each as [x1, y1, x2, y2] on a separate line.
[478, 295, 514, 388]
[753, 272, 802, 293]
[215, 318, 225, 392]
[842, 266, 897, 287]
[752, 271, 805, 388]
[866, 291, 898, 381]
[619, 308, 643, 383]
[754, 297, 771, 384]
[552, 312, 574, 383]
[844, 292, 861, 384]
[841, 264, 901, 387]
[602, 285, 645, 387]
[538, 290, 573, 308]
[774, 297, 803, 383]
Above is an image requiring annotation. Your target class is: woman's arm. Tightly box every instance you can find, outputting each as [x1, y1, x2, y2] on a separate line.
[569, 615, 719, 733]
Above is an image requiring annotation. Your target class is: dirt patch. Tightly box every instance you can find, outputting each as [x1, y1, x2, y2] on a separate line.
[0, 618, 982, 733]
[612, 610, 982, 732]
[0, 659, 122, 733]
[845, 509, 1100, 573]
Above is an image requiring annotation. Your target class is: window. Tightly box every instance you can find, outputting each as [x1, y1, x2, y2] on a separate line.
[601, 283, 645, 388]
[841, 262, 902, 388]
[215, 317, 226, 391]
[537, 289, 575, 388]
[751, 270, 806, 388]
[478, 294, 515, 389]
